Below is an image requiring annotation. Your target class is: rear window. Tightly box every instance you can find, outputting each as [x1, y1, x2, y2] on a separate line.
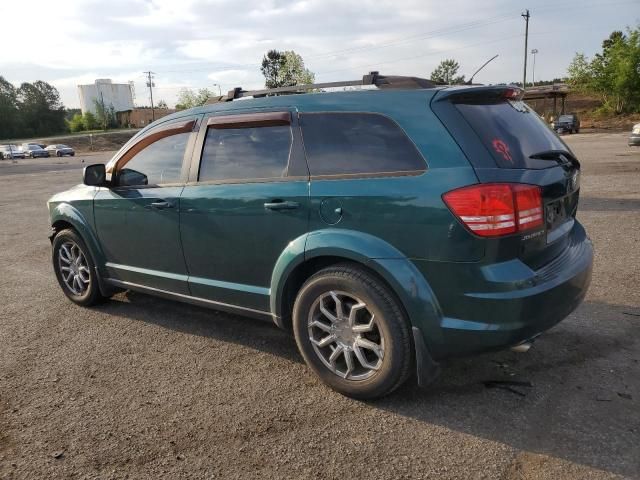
[456, 100, 568, 169]
[300, 113, 426, 176]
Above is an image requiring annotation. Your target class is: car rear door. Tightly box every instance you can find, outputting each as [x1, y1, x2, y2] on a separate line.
[179, 109, 309, 313]
[94, 115, 201, 294]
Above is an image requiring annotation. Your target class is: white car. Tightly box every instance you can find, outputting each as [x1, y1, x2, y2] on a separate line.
[629, 123, 640, 147]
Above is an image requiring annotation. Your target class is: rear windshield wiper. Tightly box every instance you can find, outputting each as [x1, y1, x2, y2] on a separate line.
[529, 149, 579, 167]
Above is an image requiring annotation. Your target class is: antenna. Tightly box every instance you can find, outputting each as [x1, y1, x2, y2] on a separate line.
[466, 54, 499, 85]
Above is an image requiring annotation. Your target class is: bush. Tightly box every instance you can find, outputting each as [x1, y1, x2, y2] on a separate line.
[68, 113, 85, 132]
[83, 112, 98, 130]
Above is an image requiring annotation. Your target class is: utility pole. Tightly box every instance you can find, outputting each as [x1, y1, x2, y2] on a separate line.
[531, 48, 538, 86]
[522, 9, 530, 90]
[144, 71, 156, 121]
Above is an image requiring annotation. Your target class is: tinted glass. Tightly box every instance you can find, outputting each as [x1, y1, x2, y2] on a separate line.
[199, 125, 291, 181]
[300, 113, 425, 176]
[118, 132, 189, 186]
[456, 100, 569, 169]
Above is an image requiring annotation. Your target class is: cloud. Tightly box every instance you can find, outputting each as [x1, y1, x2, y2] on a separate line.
[0, 0, 637, 107]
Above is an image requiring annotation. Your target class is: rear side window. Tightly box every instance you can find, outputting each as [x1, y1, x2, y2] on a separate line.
[199, 125, 291, 182]
[300, 113, 426, 176]
[455, 100, 569, 169]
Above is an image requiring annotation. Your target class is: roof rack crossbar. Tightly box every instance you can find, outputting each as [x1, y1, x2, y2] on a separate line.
[223, 71, 436, 101]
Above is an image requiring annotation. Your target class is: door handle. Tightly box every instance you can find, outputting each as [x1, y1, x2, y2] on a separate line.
[264, 200, 300, 211]
[145, 200, 174, 210]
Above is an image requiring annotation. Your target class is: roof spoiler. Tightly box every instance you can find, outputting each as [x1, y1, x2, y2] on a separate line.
[434, 85, 524, 103]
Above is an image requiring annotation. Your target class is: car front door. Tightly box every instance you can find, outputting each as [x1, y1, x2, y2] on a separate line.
[94, 116, 201, 294]
[179, 109, 309, 314]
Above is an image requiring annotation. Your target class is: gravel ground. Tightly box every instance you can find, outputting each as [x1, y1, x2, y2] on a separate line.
[0, 134, 638, 479]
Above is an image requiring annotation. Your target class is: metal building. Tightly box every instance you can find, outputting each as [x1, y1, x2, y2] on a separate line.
[77, 79, 134, 115]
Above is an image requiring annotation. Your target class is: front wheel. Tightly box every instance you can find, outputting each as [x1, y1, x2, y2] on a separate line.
[52, 229, 108, 306]
[56, 151, 62, 157]
[293, 264, 413, 399]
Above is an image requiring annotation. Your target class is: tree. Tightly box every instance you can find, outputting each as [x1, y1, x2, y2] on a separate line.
[175, 88, 213, 110]
[17, 80, 66, 137]
[260, 49, 315, 88]
[0, 76, 20, 138]
[68, 113, 85, 132]
[83, 111, 98, 130]
[430, 59, 465, 85]
[568, 27, 640, 114]
[157, 99, 168, 109]
[93, 99, 117, 130]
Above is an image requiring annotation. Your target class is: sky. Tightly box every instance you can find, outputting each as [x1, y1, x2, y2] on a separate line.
[0, 0, 638, 109]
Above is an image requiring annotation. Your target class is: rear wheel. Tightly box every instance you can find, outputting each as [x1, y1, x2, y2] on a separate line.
[293, 264, 413, 399]
[52, 229, 108, 306]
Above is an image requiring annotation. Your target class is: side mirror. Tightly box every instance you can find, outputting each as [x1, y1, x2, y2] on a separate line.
[83, 163, 106, 186]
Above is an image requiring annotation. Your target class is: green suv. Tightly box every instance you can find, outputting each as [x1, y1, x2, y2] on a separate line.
[47, 73, 593, 399]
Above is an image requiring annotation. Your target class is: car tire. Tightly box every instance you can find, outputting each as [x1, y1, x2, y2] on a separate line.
[292, 263, 413, 399]
[52, 229, 108, 306]
[70, 152, 75, 156]
[57, 151, 62, 157]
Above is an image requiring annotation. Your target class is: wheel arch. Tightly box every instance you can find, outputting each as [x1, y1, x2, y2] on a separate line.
[270, 229, 444, 347]
[49, 203, 106, 271]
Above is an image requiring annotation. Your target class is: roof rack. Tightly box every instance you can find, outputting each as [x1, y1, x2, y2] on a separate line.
[221, 72, 438, 101]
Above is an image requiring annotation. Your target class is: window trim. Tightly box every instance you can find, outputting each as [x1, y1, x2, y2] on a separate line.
[107, 118, 195, 175]
[207, 111, 290, 129]
[189, 109, 308, 186]
[299, 111, 428, 180]
[105, 116, 200, 188]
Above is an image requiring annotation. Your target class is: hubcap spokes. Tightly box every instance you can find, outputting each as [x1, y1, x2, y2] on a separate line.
[58, 241, 90, 296]
[308, 291, 384, 380]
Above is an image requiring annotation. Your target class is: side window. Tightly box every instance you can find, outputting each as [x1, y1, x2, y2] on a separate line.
[199, 125, 291, 182]
[117, 132, 190, 186]
[300, 113, 426, 176]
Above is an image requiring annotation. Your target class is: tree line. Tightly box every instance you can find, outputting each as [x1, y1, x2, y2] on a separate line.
[568, 27, 640, 114]
[0, 77, 67, 139]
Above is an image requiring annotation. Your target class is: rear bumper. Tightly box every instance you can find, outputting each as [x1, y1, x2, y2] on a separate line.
[417, 222, 593, 358]
[629, 134, 640, 146]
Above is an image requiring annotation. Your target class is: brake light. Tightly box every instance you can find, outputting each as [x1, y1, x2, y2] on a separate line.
[443, 183, 543, 237]
[503, 87, 523, 100]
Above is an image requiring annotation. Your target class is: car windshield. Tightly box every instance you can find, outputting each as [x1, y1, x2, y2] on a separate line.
[59, 145, 69, 148]
[558, 115, 573, 122]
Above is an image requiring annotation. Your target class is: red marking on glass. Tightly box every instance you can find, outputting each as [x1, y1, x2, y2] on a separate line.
[492, 139, 513, 163]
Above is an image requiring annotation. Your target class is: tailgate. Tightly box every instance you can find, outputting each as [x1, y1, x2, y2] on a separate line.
[431, 86, 582, 268]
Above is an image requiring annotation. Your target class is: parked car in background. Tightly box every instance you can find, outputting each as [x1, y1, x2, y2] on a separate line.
[47, 76, 593, 399]
[45, 144, 75, 157]
[21, 143, 50, 158]
[0, 144, 26, 159]
[629, 123, 640, 146]
[551, 114, 580, 134]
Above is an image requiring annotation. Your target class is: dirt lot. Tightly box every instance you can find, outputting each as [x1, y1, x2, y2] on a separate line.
[0, 134, 639, 479]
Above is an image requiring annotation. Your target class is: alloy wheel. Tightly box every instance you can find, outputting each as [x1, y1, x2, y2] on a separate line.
[307, 291, 385, 380]
[58, 241, 91, 296]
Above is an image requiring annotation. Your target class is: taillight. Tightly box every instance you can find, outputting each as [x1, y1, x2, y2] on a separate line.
[443, 183, 543, 238]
